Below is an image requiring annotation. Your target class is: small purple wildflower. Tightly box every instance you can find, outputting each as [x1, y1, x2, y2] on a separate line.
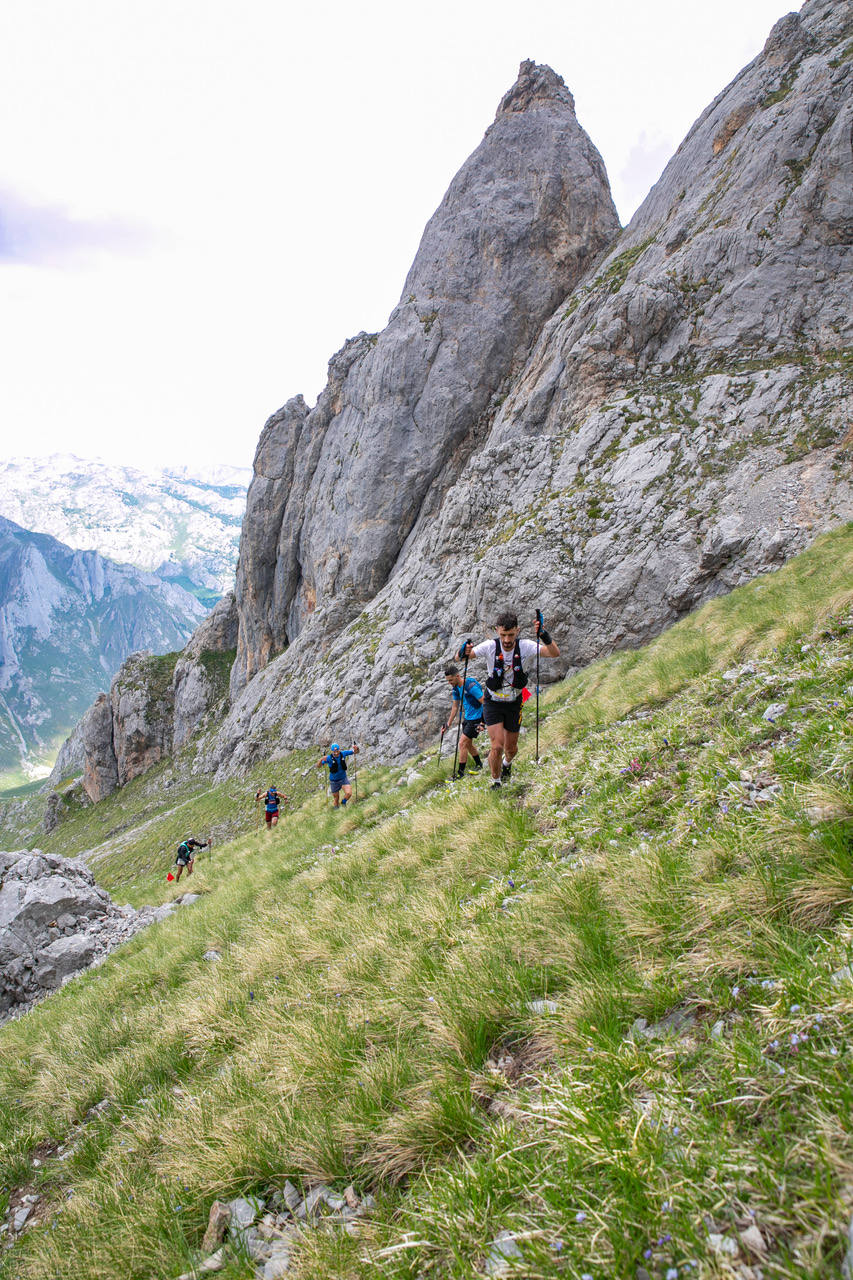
[667, 1270, 679, 1280]
[644, 1248, 652, 1259]
[790, 1003, 800, 1014]
[732, 985, 740, 998]
[551, 1240, 564, 1252]
[576, 1211, 587, 1223]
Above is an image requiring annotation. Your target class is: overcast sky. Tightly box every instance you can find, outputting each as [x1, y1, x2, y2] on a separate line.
[0, 0, 794, 473]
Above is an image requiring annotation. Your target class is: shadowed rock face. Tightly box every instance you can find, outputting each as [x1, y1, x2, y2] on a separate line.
[80, 694, 118, 803]
[231, 61, 621, 692]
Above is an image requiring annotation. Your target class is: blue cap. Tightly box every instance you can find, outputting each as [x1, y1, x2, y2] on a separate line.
[330, 743, 340, 752]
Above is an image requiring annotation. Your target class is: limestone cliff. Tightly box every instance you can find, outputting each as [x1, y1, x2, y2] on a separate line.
[231, 61, 620, 693]
[67, 0, 853, 793]
[66, 594, 237, 805]
[208, 0, 851, 773]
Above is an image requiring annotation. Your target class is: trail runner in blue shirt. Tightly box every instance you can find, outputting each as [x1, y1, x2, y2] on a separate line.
[443, 664, 485, 776]
[316, 743, 360, 807]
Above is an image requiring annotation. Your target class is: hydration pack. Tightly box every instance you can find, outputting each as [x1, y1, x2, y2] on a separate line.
[485, 639, 528, 692]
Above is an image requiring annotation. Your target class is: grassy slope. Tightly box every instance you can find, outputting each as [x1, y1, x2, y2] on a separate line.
[1, 526, 852, 1280]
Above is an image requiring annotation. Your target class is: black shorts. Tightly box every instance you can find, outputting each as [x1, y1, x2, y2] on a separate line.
[483, 697, 523, 733]
[461, 718, 482, 739]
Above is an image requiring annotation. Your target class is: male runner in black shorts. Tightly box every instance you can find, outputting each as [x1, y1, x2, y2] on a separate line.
[457, 610, 559, 789]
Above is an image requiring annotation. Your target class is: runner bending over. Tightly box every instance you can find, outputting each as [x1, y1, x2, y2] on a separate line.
[175, 836, 208, 880]
[458, 610, 559, 789]
[316, 743, 359, 807]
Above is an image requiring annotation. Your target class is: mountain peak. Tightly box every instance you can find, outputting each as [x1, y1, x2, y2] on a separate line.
[495, 60, 575, 118]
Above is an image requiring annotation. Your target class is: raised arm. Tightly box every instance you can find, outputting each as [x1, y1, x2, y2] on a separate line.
[535, 612, 560, 658]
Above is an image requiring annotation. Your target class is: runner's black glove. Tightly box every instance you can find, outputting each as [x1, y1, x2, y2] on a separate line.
[535, 610, 551, 645]
[457, 638, 472, 661]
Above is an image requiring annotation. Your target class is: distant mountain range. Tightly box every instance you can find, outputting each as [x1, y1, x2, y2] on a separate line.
[0, 515, 210, 787]
[0, 455, 251, 601]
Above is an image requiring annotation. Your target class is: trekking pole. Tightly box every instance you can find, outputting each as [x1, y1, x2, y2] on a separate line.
[451, 648, 469, 781]
[352, 742, 358, 804]
[535, 608, 542, 764]
[436, 725, 445, 763]
[254, 794, 260, 829]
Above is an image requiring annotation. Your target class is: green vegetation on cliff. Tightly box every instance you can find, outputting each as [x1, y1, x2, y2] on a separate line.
[1, 527, 852, 1280]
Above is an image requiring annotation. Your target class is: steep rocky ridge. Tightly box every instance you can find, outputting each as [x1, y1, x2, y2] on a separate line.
[191, 0, 851, 775]
[231, 61, 620, 692]
[67, 0, 853, 790]
[60, 593, 238, 805]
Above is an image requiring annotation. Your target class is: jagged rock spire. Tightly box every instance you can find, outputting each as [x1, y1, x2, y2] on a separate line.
[496, 60, 575, 117]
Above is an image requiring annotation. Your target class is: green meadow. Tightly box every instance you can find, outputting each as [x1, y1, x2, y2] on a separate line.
[1, 526, 852, 1279]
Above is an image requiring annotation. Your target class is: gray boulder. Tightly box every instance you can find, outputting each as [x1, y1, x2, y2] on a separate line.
[0, 848, 153, 1019]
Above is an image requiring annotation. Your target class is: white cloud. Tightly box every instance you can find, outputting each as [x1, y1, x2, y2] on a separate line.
[0, 187, 157, 265]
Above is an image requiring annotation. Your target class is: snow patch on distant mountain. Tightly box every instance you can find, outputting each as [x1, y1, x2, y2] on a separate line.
[0, 455, 251, 595]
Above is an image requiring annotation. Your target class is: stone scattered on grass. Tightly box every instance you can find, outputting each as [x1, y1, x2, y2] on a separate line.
[526, 998, 559, 1014]
[201, 1201, 231, 1253]
[484, 1230, 524, 1275]
[708, 1232, 739, 1256]
[629, 1008, 695, 1041]
[171, 1181, 377, 1278]
[739, 1224, 767, 1255]
[762, 702, 788, 723]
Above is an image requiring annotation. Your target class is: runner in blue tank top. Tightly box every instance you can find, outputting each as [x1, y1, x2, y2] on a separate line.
[316, 743, 360, 807]
[443, 664, 484, 776]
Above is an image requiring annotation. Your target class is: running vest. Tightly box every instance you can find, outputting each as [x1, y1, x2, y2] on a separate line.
[486, 639, 528, 693]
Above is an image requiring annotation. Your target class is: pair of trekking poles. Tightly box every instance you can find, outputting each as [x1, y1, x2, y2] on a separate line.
[442, 609, 542, 781]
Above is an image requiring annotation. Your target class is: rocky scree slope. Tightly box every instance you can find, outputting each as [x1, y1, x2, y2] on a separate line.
[0, 847, 196, 1022]
[201, 0, 851, 776]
